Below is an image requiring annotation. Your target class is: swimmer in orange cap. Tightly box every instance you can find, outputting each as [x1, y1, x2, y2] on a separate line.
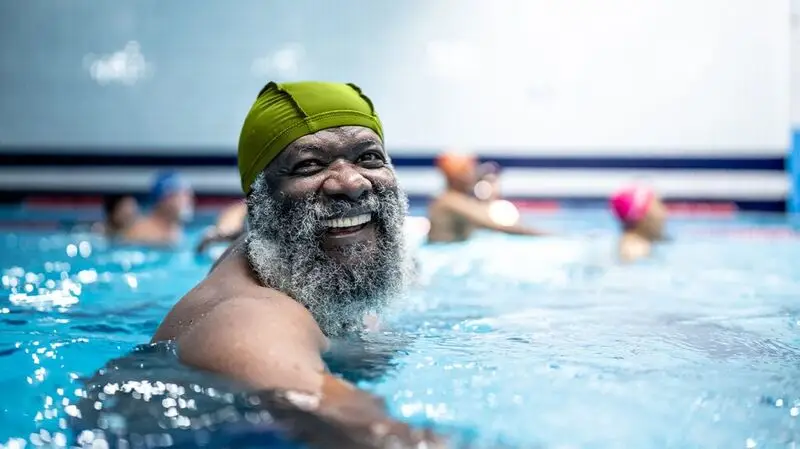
[474, 161, 503, 202]
[427, 152, 549, 243]
[609, 184, 668, 263]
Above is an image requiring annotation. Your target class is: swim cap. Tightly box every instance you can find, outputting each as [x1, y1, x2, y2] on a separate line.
[238, 81, 384, 194]
[150, 171, 192, 204]
[609, 185, 655, 225]
[435, 152, 477, 179]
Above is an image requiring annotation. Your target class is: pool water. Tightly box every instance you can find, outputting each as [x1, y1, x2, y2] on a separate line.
[1, 204, 799, 448]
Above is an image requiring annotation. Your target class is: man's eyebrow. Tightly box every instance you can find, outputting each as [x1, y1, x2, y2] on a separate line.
[288, 139, 382, 159]
[352, 139, 383, 150]
[293, 144, 326, 156]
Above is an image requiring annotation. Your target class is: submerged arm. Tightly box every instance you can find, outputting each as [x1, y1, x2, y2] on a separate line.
[177, 297, 443, 449]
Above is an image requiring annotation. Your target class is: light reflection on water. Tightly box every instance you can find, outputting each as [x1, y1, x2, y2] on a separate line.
[0, 212, 798, 448]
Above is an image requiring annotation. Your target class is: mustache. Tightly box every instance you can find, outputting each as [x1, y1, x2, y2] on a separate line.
[247, 180, 406, 245]
[294, 190, 386, 221]
[320, 198, 380, 219]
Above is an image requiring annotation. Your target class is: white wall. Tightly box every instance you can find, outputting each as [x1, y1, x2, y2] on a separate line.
[387, 0, 791, 155]
[0, 0, 790, 205]
[789, 0, 800, 211]
[0, 0, 790, 155]
[793, 0, 800, 127]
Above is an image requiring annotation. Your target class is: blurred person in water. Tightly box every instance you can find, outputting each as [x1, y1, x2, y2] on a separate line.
[473, 161, 503, 202]
[426, 151, 549, 243]
[150, 81, 444, 448]
[473, 160, 526, 226]
[121, 170, 195, 246]
[609, 184, 668, 263]
[93, 194, 140, 237]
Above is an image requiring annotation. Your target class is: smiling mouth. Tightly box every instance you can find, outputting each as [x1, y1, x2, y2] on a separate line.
[322, 214, 373, 236]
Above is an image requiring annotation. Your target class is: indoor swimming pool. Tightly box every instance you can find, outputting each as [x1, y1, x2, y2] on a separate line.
[0, 205, 798, 448]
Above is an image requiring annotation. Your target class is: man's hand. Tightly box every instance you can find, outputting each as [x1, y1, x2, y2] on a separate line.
[259, 383, 447, 449]
[317, 376, 446, 448]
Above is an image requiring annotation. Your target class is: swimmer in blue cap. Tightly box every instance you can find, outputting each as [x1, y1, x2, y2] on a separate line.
[122, 171, 195, 245]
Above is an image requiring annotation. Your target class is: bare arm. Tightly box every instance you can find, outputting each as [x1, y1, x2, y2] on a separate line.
[196, 201, 248, 253]
[215, 201, 248, 237]
[176, 297, 443, 448]
[445, 194, 550, 236]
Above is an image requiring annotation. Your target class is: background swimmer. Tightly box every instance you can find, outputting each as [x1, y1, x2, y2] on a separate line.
[94, 194, 139, 237]
[474, 161, 503, 202]
[610, 185, 668, 263]
[122, 171, 195, 246]
[427, 152, 549, 243]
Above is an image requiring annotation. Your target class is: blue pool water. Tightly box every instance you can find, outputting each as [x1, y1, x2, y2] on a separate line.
[1, 204, 799, 448]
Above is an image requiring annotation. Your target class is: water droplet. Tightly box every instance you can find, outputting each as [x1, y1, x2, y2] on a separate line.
[66, 244, 77, 258]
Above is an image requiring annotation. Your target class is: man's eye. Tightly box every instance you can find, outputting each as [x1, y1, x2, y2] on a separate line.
[358, 152, 385, 166]
[293, 160, 323, 173]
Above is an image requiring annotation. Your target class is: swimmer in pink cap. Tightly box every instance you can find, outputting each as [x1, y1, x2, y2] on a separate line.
[609, 184, 668, 263]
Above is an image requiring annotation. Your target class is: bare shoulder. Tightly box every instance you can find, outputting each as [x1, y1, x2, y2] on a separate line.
[153, 281, 315, 341]
[208, 234, 247, 274]
[443, 190, 477, 209]
[152, 243, 247, 342]
[123, 217, 153, 237]
[152, 249, 322, 346]
[158, 284, 328, 390]
[427, 194, 447, 212]
[427, 195, 453, 221]
[188, 295, 324, 351]
[618, 234, 651, 263]
[122, 218, 171, 245]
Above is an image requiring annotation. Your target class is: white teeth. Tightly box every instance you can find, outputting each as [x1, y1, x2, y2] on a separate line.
[323, 214, 372, 229]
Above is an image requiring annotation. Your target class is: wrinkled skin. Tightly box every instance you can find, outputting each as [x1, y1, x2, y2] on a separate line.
[245, 125, 410, 336]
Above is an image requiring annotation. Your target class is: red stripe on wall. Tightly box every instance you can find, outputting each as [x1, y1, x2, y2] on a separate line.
[25, 195, 104, 207]
[666, 202, 737, 216]
[513, 201, 562, 212]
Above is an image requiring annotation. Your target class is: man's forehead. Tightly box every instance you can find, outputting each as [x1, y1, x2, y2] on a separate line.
[289, 126, 381, 150]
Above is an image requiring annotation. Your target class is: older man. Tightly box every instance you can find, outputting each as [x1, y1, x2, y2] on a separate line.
[151, 81, 441, 447]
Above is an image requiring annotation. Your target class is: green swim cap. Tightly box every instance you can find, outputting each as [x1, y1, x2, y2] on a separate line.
[237, 81, 384, 194]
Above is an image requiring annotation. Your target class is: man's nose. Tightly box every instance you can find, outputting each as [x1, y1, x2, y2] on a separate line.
[322, 160, 371, 201]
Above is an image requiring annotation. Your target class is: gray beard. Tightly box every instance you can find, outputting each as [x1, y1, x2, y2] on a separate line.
[244, 173, 410, 337]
